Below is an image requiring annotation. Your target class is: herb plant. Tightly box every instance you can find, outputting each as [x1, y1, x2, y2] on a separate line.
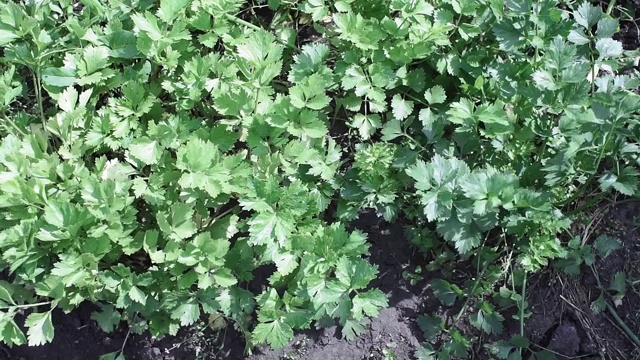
[0, 0, 638, 358]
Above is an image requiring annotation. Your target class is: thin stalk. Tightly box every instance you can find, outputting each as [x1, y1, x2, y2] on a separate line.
[403, 133, 428, 153]
[1, 114, 28, 137]
[452, 262, 485, 325]
[556, 116, 618, 207]
[0, 301, 52, 310]
[563, 192, 608, 217]
[31, 70, 46, 127]
[605, 0, 617, 15]
[451, 234, 504, 327]
[201, 206, 236, 233]
[520, 271, 528, 338]
[404, 93, 429, 107]
[588, 264, 640, 349]
[115, 327, 131, 358]
[606, 302, 640, 349]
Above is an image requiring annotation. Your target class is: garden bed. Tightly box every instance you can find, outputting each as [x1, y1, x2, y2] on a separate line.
[1, 1, 639, 360]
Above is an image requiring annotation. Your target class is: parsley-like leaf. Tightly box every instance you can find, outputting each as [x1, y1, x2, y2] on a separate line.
[25, 312, 54, 346]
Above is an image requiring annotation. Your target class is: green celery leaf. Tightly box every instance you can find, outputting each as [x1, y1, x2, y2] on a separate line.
[574, 2, 602, 29]
[415, 344, 437, 360]
[128, 137, 162, 165]
[288, 43, 330, 83]
[568, 29, 590, 45]
[157, 0, 190, 23]
[248, 211, 295, 247]
[431, 279, 458, 306]
[128, 286, 147, 305]
[91, 304, 122, 332]
[171, 300, 200, 326]
[470, 302, 504, 334]
[41, 68, 77, 87]
[425, 85, 447, 104]
[0, 28, 19, 46]
[0, 317, 26, 346]
[342, 65, 369, 96]
[237, 30, 283, 67]
[391, 94, 414, 120]
[213, 268, 238, 287]
[436, 215, 482, 253]
[289, 74, 330, 110]
[273, 252, 298, 276]
[350, 114, 381, 139]
[252, 320, 294, 348]
[131, 12, 164, 41]
[176, 137, 217, 173]
[594, 235, 621, 258]
[598, 168, 639, 195]
[157, 203, 197, 241]
[596, 18, 618, 39]
[417, 314, 444, 339]
[381, 119, 403, 141]
[351, 289, 388, 320]
[25, 312, 54, 346]
[595, 38, 623, 60]
[341, 318, 366, 341]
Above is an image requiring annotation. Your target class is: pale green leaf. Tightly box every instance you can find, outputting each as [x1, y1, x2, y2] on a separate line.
[252, 321, 293, 348]
[596, 38, 623, 59]
[350, 114, 381, 139]
[391, 94, 414, 120]
[128, 138, 162, 165]
[594, 235, 621, 258]
[128, 286, 147, 305]
[574, 2, 603, 29]
[0, 28, 19, 46]
[41, 68, 76, 87]
[157, 0, 190, 23]
[425, 85, 447, 104]
[25, 312, 54, 346]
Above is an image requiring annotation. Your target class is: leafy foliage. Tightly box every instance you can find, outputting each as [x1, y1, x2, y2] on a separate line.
[0, 0, 638, 357]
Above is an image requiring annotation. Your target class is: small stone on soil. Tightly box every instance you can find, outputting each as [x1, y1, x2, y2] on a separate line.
[547, 321, 581, 357]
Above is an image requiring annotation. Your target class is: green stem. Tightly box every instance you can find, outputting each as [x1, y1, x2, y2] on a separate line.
[588, 264, 640, 348]
[32, 70, 46, 127]
[605, 0, 617, 15]
[201, 206, 236, 233]
[1, 114, 28, 137]
[403, 133, 428, 153]
[520, 271, 527, 338]
[0, 301, 52, 310]
[451, 235, 504, 327]
[404, 93, 429, 107]
[563, 192, 608, 217]
[606, 301, 640, 348]
[120, 328, 131, 354]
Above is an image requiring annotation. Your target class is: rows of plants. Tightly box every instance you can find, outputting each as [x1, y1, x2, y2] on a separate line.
[0, 0, 638, 358]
